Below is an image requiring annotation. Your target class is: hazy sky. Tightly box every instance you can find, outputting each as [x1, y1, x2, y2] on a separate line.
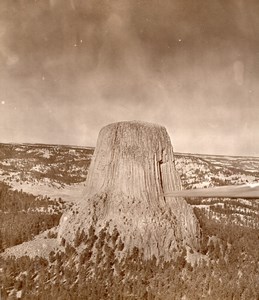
[0, 0, 259, 156]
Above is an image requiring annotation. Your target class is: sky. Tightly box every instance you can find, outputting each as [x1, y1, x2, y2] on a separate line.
[0, 0, 259, 156]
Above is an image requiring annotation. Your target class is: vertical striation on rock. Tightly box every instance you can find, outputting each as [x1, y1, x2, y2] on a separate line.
[58, 121, 200, 259]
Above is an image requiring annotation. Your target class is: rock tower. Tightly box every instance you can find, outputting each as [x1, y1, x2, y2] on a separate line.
[58, 121, 200, 259]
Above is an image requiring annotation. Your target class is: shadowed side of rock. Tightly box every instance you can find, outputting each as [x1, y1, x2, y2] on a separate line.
[58, 121, 200, 260]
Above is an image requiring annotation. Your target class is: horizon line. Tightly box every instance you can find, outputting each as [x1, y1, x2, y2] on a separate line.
[0, 141, 258, 159]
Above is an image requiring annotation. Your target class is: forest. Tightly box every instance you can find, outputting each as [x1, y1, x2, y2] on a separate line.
[0, 206, 258, 299]
[0, 182, 63, 252]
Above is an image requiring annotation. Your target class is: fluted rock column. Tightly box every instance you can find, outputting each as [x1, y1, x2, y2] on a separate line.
[58, 121, 200, 259]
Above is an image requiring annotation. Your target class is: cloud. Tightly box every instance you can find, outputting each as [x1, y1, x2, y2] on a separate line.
[0, 0, 259, 155]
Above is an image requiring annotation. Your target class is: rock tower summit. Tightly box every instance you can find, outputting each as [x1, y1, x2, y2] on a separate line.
[59, 121, 200, 259]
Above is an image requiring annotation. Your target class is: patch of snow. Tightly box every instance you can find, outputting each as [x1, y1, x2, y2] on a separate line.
[42, 149, 51, 158]
[0, 160, 11, 166]
[1, 229, 62, 259]
[9, 181, 86, 202]
[192, 205, 210, 209]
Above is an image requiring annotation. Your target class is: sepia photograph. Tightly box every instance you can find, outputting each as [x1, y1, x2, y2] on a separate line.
[0, 1, 258, 299]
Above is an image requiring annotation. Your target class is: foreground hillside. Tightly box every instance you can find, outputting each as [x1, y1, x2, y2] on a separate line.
[0, 143, 258, 299]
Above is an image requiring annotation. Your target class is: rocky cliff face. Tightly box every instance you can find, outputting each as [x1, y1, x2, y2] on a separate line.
[58, 121, 200, 259]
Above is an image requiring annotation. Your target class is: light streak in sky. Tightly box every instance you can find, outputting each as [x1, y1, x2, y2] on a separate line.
[164, 184, 259, 198]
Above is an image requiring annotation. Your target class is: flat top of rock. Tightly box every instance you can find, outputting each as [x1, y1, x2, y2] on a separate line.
[102, 120, 165, 131]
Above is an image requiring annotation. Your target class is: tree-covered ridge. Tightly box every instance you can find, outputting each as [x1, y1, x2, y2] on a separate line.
[0, 143, 93, 186]
[175, 153, 259, 189]
[0, 182, 65, 252]
[175, 153, 259, 229]
[185, 197, 259, 230]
